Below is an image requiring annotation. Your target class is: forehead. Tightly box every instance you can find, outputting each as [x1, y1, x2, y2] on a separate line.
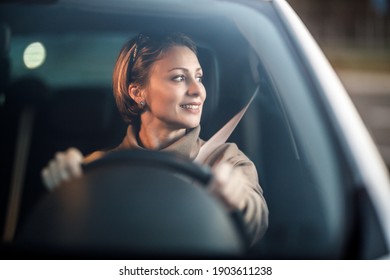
[154, 45, 201, 70]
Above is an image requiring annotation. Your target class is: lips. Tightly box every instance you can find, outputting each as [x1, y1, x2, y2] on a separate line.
[179, 102, 202, 113]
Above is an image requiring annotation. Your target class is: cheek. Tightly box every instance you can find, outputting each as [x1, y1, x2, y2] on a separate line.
[148, 88, 179, 110]
[160, 85, 183, 102]
[145, 78, 186, 110]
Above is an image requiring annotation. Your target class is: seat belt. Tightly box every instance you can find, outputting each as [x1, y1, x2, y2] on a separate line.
[3, 107, 35, 242]
[195, 86, 259, 163]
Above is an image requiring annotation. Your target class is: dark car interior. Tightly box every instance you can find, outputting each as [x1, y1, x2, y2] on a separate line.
[0, 0, 388, 259]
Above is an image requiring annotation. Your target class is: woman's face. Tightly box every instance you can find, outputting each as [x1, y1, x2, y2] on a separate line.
[141, 45, 206, 130]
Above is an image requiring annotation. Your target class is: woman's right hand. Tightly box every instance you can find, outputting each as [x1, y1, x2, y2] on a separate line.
[41, 147, 84, 191]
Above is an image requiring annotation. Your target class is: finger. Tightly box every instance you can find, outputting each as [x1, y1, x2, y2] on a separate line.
[222, 168, 247, 203]
[65, 148, 83, 177]
[55, 152, 70, 181]
[41, 167, 54, 190]
[210, 162, 233, 192]
[225, 178, 244, 208]
[214, 162, 232, 184]
[48, 159, 62, 187]
[210, 163, 245, 210]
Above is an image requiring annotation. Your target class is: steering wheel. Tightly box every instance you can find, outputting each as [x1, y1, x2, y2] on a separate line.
[16, 150, 245, 258]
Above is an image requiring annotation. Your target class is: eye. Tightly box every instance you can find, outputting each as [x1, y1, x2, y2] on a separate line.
[196, 76, 203, 83]
[172, 75, 185, 82]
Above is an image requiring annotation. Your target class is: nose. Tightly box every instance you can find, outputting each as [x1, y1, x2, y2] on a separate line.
[187, 78, 206, 98]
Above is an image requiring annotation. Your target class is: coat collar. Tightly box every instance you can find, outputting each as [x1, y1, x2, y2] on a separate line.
[117, 125, 204, 160]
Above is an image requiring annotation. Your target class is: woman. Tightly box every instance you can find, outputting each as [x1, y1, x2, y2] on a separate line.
[42, 32, 268, 245]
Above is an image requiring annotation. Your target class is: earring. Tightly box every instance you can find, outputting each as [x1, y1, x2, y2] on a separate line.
[140, 100, 145, 107]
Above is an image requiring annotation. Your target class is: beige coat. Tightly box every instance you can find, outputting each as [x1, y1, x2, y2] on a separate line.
[86, 125, 268, 245]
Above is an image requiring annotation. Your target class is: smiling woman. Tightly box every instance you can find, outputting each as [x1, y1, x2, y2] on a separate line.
[114, 33, 205, 136]
[40, 31, 269, 247]
[134, 45, 205, 139]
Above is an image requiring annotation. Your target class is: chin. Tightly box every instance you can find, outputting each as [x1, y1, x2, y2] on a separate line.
[179, 117, 201, 129]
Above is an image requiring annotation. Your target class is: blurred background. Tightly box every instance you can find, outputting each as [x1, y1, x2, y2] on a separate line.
[288, 0, 390, 170]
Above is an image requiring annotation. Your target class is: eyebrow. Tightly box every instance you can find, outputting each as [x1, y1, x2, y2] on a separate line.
[168, 67, 203, 73]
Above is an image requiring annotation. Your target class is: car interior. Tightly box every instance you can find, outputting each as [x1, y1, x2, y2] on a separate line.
[0, 0, 388, 259]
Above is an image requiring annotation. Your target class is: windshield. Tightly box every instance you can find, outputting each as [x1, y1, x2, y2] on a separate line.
[1, 0, 349, 259]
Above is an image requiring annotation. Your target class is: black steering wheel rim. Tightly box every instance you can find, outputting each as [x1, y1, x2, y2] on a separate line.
[82, 149, 213, 186]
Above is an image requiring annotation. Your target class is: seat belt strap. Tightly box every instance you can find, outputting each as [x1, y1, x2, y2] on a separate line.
[3, 107, 35, 242]
[195, 86, 259, 163]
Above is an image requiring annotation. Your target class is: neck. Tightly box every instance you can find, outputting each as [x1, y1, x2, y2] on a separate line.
[138, 123, 186, 150]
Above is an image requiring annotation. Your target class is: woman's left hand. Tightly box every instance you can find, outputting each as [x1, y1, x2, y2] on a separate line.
[208, 162, 247, 211]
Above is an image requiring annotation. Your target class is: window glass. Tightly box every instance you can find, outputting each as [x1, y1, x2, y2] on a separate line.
[10, 34, 130, 87]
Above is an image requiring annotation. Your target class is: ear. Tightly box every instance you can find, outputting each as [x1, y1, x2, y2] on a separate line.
[128, 84, 144, 104]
